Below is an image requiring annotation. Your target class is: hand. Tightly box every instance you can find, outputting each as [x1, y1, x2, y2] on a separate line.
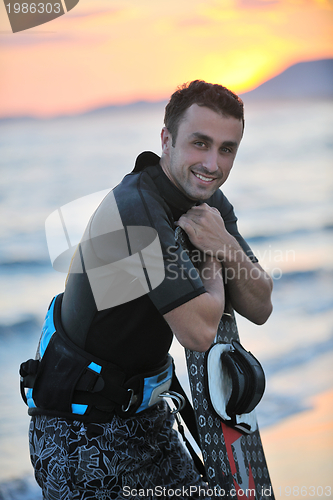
[176, 205, 273, 325]
[175, 204, 236, 258]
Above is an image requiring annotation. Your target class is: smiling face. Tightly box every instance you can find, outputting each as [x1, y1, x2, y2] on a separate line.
[160, 104, 243, 201]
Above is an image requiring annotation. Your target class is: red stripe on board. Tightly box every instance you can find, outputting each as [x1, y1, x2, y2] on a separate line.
[222, 423, 256, 500]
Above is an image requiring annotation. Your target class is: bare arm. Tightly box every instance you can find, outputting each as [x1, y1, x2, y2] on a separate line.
[176, 204, 273, 325]
[220, 246, 273, 324]
[163, 256, 225, 352]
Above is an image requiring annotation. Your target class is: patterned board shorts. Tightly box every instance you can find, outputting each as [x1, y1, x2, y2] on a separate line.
[29, 402, 209, 500]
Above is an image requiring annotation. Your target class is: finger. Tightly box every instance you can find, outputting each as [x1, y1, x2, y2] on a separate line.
[177, 219, 197, 238]
[187, 204, 220, 218]
[182, 211, 216, 227]
[178, 214, 201, 226]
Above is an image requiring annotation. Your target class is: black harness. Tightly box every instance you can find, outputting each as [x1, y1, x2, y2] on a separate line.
[20, 294, 180, 422]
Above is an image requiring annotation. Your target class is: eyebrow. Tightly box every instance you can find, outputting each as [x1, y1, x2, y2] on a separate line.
[190, 132, 238, 149]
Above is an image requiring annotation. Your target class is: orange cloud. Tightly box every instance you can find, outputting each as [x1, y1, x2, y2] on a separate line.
[0, 0, 332, 117]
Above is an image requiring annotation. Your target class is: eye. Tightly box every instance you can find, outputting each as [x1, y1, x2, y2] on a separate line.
[221, 147, 232, 153]
[194, 141, 206, 148]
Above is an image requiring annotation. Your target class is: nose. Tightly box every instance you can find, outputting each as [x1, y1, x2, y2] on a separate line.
[203, 150, 219, 173]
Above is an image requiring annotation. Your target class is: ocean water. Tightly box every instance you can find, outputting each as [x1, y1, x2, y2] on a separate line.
[0, 99, 332, 498]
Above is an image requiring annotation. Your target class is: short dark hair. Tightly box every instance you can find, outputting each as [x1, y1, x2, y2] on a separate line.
[164, 80, 244, 146]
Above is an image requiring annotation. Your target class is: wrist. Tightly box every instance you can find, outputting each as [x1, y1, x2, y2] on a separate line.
[215, 237, 243, 263]
[198, 255, 222, 282]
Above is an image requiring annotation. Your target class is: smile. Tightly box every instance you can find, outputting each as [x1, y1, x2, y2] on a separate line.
[193, 172, 215, 182]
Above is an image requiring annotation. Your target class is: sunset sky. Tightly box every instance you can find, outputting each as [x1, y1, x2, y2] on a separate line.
[0, 0, 332, 117]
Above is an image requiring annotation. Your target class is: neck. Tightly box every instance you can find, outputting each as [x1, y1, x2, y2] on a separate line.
[159, 154, 172, 183]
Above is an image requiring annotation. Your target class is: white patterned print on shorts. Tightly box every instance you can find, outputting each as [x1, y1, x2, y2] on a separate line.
[29, 401, 209, 500]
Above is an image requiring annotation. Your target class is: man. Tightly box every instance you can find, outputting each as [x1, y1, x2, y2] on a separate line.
[26, 80, 272, 499]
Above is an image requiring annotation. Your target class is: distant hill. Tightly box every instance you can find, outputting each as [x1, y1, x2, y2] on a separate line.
[240, 58, 333, 101]
[83, 59, 333, 117]
[1, 58, 332, 121]
[82, 99, 167, 117]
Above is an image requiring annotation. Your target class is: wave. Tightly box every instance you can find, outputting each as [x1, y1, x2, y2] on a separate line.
[262, 334, 333, 376]
[271, 268, 333, 294]
[257, 394, 311, 428]
[273, 267, 333, 287]
[0, 259, 51, 269]
[247, 224, 333, 245]
[272, 267, 333, 314]
[0, 476, 41, 500]
[0, 316, 41, 337]
[276, 268, 322, 281]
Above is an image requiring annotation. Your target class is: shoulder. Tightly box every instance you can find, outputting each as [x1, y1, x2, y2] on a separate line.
[90, 169, 174, 252]
[112, 170, 170, 228]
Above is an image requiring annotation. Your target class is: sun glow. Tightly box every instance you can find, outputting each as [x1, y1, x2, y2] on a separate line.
[0, 0, 332, 117]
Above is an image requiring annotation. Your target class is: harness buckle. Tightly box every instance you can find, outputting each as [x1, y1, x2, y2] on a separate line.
[159, 390, 185, 414]
[122, 388, 135, 413]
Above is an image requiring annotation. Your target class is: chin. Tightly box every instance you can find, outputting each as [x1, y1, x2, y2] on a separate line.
[194, 189, 215, 201]
[182, 182, 216, 201]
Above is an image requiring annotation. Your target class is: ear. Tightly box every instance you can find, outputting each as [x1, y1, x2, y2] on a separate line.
[161, 127, 172, 155]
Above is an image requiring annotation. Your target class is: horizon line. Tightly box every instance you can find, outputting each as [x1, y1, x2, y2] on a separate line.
[1, 57, 332, 121]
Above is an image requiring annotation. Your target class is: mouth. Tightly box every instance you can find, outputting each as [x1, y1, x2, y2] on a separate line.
[192, 172, 216, 183]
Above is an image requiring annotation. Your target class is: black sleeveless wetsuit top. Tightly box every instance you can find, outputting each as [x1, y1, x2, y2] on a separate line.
[61, 153, 257, 379]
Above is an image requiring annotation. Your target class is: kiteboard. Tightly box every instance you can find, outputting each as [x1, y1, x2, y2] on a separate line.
[175, 227, 274, 499]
